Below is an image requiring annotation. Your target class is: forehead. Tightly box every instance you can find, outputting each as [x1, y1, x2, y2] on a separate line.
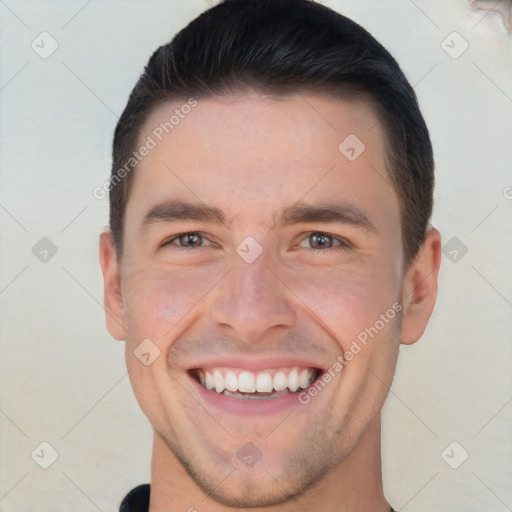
[125, 93, 398, 236]
[139, 92, 383, 164]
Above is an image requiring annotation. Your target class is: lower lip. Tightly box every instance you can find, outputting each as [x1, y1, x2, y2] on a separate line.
[189, 374, 317, 416]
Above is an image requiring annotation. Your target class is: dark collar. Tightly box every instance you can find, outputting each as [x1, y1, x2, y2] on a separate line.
[119, 484, 150, 512]
[119, 484, 396, 512]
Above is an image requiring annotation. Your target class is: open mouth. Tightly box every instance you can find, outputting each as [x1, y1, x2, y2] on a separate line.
[190, 367, 321, 400]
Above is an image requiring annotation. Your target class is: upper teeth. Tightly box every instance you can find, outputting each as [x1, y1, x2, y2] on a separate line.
[198, 367, 316, 394]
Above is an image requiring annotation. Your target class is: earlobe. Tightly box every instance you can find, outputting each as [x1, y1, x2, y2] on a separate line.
[399, 227, 442, 345]
[99, 231, 127, 341]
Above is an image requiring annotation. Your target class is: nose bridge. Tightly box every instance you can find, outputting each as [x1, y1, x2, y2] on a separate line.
[210, 251, 295, 341]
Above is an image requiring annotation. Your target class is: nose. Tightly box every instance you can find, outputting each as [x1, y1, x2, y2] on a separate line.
[210, 253, 296, 345]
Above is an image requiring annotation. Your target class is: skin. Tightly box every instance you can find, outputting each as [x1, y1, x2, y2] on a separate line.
[100, 93, 441, 512]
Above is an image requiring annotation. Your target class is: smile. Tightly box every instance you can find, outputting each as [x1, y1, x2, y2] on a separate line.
[192, 367, 320, 399]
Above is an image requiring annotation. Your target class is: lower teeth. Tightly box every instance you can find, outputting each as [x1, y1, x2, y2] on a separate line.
[221, 389, 285, 400]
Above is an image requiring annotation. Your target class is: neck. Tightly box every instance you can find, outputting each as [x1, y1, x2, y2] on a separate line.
[149, 414, 390, 512]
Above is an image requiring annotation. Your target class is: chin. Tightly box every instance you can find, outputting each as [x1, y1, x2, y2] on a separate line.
[170, 434, 340, 509]
[188, 471, 307, 508]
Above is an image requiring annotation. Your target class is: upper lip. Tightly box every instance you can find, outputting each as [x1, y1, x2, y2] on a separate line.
[187, 356, 325, 373]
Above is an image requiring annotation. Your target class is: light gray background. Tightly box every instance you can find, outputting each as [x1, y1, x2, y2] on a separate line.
[1, 1, 511, 510]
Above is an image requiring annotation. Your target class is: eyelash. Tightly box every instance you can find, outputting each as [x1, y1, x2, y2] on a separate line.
[160, 231, 351, 252]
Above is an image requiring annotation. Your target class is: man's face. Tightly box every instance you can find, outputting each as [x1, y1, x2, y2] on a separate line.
[107, 93, 409, 506]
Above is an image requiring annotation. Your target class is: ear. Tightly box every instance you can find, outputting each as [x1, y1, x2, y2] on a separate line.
[99, 231, 127, 341]
[399, 227, 441, 345]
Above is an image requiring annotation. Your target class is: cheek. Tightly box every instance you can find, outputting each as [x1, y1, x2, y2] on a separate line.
[286, 263, 399, 349]
[122, 266, 220, 341]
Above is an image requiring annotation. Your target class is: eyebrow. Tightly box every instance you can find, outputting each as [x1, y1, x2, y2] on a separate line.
[142, 200, 227, 227]
[276, 201, 376, 231]
[141, 199, 376, 232]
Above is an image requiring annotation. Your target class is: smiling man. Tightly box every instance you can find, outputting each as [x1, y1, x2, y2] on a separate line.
[99, 1, 441, 511]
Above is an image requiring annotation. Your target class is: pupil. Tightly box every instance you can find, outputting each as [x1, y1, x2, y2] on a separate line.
[312, 233, 331, 249]
[184, 233, 199, 246]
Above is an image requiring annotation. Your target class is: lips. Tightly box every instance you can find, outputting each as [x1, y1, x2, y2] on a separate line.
[192, 366, 319, 399]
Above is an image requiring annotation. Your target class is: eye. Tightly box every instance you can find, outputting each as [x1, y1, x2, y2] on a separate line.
[161, 232, 210, 249]
[297, 232, 349, 251]
[160, 231, 349, 252]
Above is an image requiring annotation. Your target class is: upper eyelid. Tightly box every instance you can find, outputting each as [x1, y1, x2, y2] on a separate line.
[297, 234, 349, 249]
[162, 232, 213, 247]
